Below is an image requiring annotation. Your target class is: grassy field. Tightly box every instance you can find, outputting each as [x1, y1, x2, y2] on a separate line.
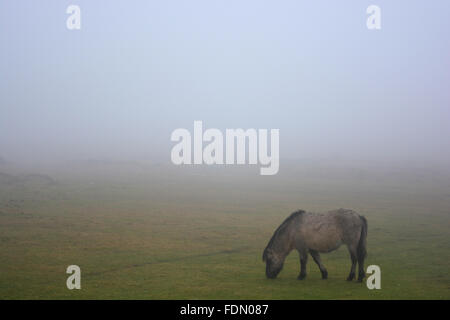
[0, 163, 449, 299]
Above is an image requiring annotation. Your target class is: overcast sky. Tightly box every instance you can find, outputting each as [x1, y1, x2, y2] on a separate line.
[1, 1, 449, 167]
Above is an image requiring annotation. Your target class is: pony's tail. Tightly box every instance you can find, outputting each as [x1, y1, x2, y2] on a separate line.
[357, 215, 368, 260]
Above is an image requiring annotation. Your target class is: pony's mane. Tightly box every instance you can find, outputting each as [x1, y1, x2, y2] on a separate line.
[262, 210, 305, 261]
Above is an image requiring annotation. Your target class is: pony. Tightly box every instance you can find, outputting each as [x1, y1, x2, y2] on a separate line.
[263, 209, 367, 282]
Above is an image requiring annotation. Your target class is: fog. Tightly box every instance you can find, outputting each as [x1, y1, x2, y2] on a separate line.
[1, 1, 450, 170]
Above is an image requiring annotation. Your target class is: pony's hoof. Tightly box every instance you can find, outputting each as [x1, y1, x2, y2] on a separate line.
[347, 273, 355, 281]
[321, 271, 328, 279]
[297, 274, 306, 280]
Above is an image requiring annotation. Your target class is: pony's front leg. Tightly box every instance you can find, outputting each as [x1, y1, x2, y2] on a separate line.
[309, 249, 328, 279]
[297, 250, 308, 280]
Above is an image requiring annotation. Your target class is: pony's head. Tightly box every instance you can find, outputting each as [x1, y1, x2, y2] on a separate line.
[262, 247, 284, 279]
[262, 210, 304, 279]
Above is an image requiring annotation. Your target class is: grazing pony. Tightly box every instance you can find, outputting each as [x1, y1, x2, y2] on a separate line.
[263, 209, 367, 282]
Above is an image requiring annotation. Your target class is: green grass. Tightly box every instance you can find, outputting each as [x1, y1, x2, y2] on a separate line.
[0, 164, 449, 299]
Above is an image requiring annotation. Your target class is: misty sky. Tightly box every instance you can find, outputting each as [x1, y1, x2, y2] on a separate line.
[1, 1, 449, 167]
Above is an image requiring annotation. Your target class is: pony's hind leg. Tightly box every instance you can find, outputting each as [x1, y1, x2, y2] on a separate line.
[309, 249, 328, 279]
[357, 246, 366, 282]
[297, 250, 308, 280]
[346, 245, 357, 281]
